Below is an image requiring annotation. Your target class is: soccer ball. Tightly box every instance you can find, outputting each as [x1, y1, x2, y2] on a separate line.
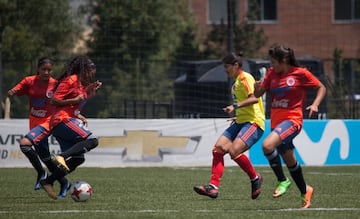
[69, 181, 93, 202]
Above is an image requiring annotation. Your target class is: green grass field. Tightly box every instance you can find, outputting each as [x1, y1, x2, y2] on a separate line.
[0, 166, 359, 219]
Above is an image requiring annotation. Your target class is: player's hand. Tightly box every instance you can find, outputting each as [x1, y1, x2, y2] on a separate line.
[87, 80, 102, 96]
[7, 89, 16, 96]
[77, 114, 88, 127]
[223, 105, 235, 114]
[306, 104, 318, 118]
[254, 81, 262, 89]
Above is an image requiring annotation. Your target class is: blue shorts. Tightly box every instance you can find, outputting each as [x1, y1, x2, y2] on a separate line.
[272, 120, 302, 154]
[25, 125, 50, 151]
[51, 118, 92, 152]
[223, 122, 264, 148]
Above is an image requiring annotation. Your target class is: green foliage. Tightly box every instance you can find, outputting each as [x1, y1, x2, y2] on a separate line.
[1, 0, 83, 118]
[0, 166, 359, 219]
[203, 21, 268, 58]
[2, 0, 79, 60]
[86, 0, 199, 118]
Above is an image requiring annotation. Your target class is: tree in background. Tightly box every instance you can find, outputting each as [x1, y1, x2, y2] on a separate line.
[0, 0, 82, 118]
[202, 13, 267, 58]
[85, 0, 199, 118]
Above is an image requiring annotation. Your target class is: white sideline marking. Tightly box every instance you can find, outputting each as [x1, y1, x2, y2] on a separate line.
[260, 208, 360, 211]
[1, 208, 359, 214]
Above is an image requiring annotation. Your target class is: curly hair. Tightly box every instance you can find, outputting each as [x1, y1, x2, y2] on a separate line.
[57, 56, 96, 86]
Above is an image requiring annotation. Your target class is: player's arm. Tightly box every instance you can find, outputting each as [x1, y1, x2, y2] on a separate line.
[7, 88, 17, 97]
[51, 80, 84, 106]
[51, 95, 84, 106]
[77, 113, 88, 126]
[306, 81, 327, 118]
[223, 94, 259, 114]
[7, 78, 29, 97]
[254, 81, 266, 98]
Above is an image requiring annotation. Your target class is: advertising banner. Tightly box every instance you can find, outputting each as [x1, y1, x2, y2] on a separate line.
[0, 119, 358, 167]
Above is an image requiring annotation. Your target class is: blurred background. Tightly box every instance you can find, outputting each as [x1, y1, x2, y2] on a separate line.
[0, 0, 359, 119]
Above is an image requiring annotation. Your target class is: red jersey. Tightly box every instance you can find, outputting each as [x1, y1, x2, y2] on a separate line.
[261, 66, 320, 128]
[50, 75, 88, 128]
[11, 75, 57, 130]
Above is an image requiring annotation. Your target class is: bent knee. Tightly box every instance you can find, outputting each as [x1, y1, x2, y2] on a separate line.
[19, 137, 32, 146]
[262, 139, 275, 154]
[212, 145, 227, 154]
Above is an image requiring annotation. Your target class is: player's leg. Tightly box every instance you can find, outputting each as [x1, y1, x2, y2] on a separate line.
[193, 123, 237, 199]
[282, 145, 313, 208]
[39, 135, 74, 200]
[35, 137, 71, 198]
[20, 128, 47, 190]
[51, 118, 97, 172]
[263, 120, 300, 198]
[263, 131, 289, 197]
[230, 122, 264, 199]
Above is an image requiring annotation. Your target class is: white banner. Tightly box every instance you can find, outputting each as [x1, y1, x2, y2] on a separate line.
[0, 119, 358, 167]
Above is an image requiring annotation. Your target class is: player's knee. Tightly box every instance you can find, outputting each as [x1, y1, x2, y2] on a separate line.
[212, 145, 227, 154]
[19, 137, 32, 146]
[262, 139, 275, 154]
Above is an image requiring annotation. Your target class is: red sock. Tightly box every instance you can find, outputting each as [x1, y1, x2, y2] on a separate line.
[210, 150, 224, 187]
[233, 154, 257, 180]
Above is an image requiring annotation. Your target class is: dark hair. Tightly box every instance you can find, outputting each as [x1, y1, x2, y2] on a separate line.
[37, 57, 54, 68]
[57, 56, 96, 87]
[222, 52, 244, 67]
[36, 57, 54, 75]
[268, 44, 300, 67]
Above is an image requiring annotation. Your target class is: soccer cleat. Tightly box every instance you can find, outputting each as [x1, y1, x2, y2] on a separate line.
[300, 185, 314, 209]
[273, 178, 291, 198]
[251, 174, 263, 199]
[34, 172, 48, 191]
[40, 179, 57, 200]
[193, 184, 218, 199]
[58, 180, 71, 198]
[51, 154, 70, 173]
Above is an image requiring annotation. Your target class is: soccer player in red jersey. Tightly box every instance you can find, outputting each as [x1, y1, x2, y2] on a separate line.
[7, 57, 70, 197]
[254, 44, 326, 208]
[194, 53, 265, 200]
[40, 56, 101, 199]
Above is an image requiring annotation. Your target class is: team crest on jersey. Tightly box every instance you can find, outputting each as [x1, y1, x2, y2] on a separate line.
[46, 90, 54, 98]
[286, 77, 295, 86]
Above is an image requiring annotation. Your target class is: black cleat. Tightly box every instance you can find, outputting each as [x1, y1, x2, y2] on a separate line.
[193, 184, 218, 199]
[251, 174, 263, 199]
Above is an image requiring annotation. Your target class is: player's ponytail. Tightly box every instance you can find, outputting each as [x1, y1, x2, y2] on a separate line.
[269, 44, 300, 67]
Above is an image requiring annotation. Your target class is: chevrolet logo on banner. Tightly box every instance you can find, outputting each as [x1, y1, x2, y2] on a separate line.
[98, 130, 201, 162]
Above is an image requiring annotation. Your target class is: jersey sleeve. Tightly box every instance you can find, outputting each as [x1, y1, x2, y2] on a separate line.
[53, 79, 72, 100]
[301, 68, 321, 87]
[12, 77, 31, 96]
[242, 73, 255, 95]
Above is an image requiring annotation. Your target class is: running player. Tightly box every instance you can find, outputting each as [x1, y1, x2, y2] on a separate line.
[193, 52, 265, 199]
[40, 56, 101, 199]
[254, 44, 326, 208]
[7, 57, 70, 197]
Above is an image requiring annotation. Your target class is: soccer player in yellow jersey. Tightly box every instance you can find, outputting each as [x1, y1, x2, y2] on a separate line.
[194, 53, 265, 199]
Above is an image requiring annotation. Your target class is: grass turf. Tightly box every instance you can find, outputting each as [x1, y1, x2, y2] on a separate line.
[0, 166, 359, 219]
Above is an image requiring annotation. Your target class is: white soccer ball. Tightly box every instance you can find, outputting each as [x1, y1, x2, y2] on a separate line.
[70, 181, 93, 202]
